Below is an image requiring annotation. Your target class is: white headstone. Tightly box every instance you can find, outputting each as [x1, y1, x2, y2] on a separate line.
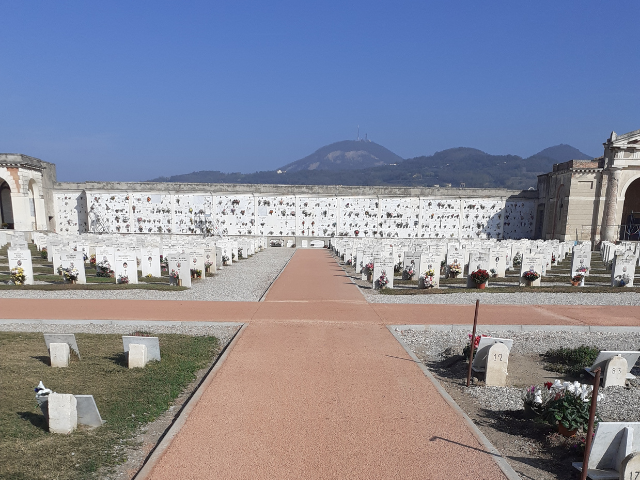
[48, 393, 77, 434]
[49, 343, 70, 368]
[484, 342, 509, 386]
[603, 355, 628, 388]
[114, 252, 138, 284]
[7, 248, 34, 285]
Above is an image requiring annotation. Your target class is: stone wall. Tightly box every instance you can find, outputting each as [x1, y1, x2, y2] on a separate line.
[52, 181, 538, 239]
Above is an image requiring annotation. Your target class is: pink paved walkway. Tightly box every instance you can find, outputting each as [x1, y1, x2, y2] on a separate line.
[147, 250, 508, 479]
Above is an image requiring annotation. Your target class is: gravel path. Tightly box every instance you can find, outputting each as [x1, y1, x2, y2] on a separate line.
[0, 248, 294, 302]
[365, 290, 640, 306]
[401, 328, 640, 422]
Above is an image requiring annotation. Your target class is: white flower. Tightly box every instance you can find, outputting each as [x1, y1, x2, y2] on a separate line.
[534, 394, 543, 404]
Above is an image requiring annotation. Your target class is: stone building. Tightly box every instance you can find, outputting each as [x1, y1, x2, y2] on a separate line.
[536, 128, 640, 243]
[1, 128, 638, 245]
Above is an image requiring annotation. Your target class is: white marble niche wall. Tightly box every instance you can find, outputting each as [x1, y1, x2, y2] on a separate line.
[297, 197, 337, 237]
[503, 200, 536, 239]
[460, 199, 504, 240]
[338, 197, 378, 237]
[173, 195, 214, 235]
[256, 195, 296, 236]
[215, 194, 255, 236]
[87, 192, 131, 233]
[54, 192, 88, 234]
[130, 193, 172, 234]
[419, 199, 460, 239]
[378, 197, 420, 238]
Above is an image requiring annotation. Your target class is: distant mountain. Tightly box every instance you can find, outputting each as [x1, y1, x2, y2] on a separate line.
[279, 139, 403, 172]
[150, 142, 593, 190]
[529, 144, 593, 163]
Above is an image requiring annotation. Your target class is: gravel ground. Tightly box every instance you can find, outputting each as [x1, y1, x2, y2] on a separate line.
[365, 289, 640, 305]
[0, 247, 294, 301]
[401, 328, 640, 421]
[0, 321, 241, 345]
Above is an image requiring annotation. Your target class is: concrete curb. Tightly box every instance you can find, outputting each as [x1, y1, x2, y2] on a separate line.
[389, 324, 640, 333]
[386, 325, 522, 480]
[0, 319, 244, 327]
[132, 323, 247, 479]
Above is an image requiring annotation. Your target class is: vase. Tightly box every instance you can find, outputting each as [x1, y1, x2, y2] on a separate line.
[558, 424, 577, 437]
[476, 283, 486, 289]
[450, 272, 459, 279]
[367, 272, 373, 283]
[72, 280, 77, 285]
[571, 281, 580, 287]
[178, 279, 183, 286]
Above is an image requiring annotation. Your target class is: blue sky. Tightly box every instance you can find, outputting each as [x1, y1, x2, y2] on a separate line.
[1, 1, 639, 181]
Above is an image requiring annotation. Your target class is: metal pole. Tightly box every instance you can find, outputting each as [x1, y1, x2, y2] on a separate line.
[580, 367, 601, 480]
[466, 299, 480, 387]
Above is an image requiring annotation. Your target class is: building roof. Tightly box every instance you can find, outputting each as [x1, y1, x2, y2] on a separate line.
[0, 153, 48, 170]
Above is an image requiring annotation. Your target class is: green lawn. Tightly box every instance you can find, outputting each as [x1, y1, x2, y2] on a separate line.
[0, 332, 222, 479]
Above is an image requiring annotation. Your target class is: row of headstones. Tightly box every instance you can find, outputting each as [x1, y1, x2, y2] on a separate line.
[42, 333, 160, 434]
[601, 241, 639, 287]
[4, 232, 266, 287]
[333, 238, 585, 289]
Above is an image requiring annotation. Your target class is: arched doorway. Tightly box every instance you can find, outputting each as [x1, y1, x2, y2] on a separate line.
[0, 177, 14, 229]
[620, 176, 640, 240]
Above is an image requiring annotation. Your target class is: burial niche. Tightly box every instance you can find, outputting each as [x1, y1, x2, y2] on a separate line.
[621, 176, 640, 240]
[0, 177, 14, 229]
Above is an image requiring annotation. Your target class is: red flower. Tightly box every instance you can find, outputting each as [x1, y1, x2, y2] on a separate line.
[544, 382, 553, 390]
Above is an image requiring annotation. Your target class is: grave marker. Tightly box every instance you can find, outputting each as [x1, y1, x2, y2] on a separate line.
[122, 336, 161, 361]
[7, 248, 35, 285]
[603, 355, 628, 388]
[484, 342, 509, 386]
[44, 333, 80, 359]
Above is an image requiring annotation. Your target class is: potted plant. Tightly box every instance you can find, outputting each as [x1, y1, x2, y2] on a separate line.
[96, 260, 114, 278]
[489, 268, 498, 278]
[470, 269, 490, 289]
[40, 248, 48, 259]
[462, 334, 489, 361]
[205, 260, 213, 274]
[191, 268, 202, 279]
[365, 262, 374, 282]
[62, 267, 79, 284]
[571, 274, 584, 287]
[513, 253, 522, 268]
[522, 270, 540, 286]
[542, 380, 602, 437]
[222, 255, 229, 266]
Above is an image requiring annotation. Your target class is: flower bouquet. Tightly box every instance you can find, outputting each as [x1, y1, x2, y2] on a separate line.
[419, 268, 436, 289]
[522, 270, 540, 283]
[364, 262, 374, 272]
[40, 248, 48, 259]
[346, 258, 352, 265]
[402, 266, 415, 280]
[238, 248, 244, 259]
[448, 261, 462, 278]
[470, 269, 490, 287]
[10, 267, 26, 285]
[222, 255, 230, 265]
[576, 266, 588, 275]
[191, 268, 202, 279]
[377, 271, 389, 289]
[62, 267, 79, 283]
[96, 260, 114, 278]
[513, 253, 522, 267]
[618, 273, 631, 287]
[571, 274, 584, 286]
[522, 382, 555, 416]
[489, 268, 498, 278]
[205, 260, 213, 273]
[232, 252, 236, 260]
[169, 269, 180, 286]
[118, 274, 129, 284]
[90, 254, 96, 266]
[160, 255, 168, 271]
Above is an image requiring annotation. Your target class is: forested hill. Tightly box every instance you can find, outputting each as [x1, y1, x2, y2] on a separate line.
[150, 144, 593, 189]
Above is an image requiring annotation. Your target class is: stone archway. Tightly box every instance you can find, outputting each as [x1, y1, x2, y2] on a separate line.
[0, 177, 14, 229]
[620, 175, 640, 240]
[28, 179, 38, 228]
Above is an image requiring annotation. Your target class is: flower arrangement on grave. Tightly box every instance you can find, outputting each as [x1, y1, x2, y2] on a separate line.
[394, 262, 403, 274]
[490, 268, 498, 278]
[205, 260, 213, 271]
[552, 254, 556, 263]
[345, 258, 352, 265]
[448, 261, 462, 277]
[513, 253, 522, 267]
[470, 269, 490, 285]
[169, 269, 179, 281]
[403, 265, 415, 279]
[571, 274, 584, 286]
[160, 255, 168, 270]
[354, 230, 359, 236]
[238, 248, 243, 259]
[364, 262, 374, 273]
[378, 271, 389, 289]
[618, 273, 631, 287]
[83, 252, 88, 262]
[576, 266, 588, 275]
[232, 252, 236, 260]
[222, 255, 230, 265]
[40, 248, 48, 259]
[90, 254, 96, 266]
[10, 267, 26, 285]
[191, 268, 202, 279]
[522, 270, 540, 282]
[462, 334, 489, 360]
[145, 273, 153, 278]
[118, 274, 129, 284]
[419, 269, 436, 289]
[62, 267, 79, 283]
[96, 260, 114, 278]
[539, 380, 604, 435]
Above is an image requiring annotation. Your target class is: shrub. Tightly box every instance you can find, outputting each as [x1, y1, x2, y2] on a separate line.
[543, 345, 599, 375]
